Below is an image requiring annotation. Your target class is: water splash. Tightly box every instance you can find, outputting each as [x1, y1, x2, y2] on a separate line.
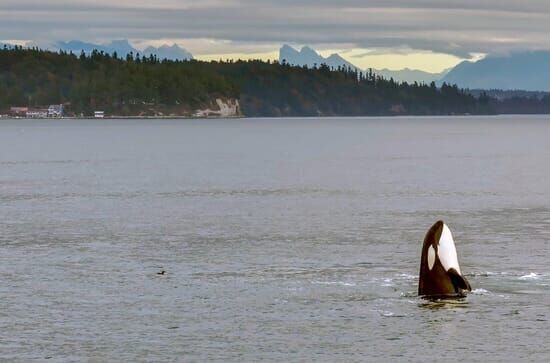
[519, 273, 539, 280]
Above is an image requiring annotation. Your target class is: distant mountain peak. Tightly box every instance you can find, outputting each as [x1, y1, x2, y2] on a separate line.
[279, 44, 359, 70]
[56, 39, 193, 60]
[327, 53, 348, 62]
[143, 43, 193, 60]
[160, 44, 179, 49]
[105, 39, 135, 54]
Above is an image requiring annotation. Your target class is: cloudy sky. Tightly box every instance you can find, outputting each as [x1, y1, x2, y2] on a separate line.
[3, 0, 550, 72]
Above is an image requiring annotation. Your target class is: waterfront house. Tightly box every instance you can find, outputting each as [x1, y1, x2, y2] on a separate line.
[9, 107, 28, 116]
[48, 104, 64, 117]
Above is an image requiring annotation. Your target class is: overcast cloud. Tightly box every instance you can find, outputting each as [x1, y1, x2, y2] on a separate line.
[2, 0, 550, 57]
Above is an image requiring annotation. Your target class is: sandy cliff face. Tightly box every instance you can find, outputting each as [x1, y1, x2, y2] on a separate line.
[193, 98, 240, 117]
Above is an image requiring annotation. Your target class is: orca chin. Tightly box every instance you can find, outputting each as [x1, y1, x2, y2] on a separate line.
[420, 293, 468, 302]
[418, 220, 472, 298]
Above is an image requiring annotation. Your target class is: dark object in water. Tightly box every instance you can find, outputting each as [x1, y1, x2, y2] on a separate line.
[418, 220, 472, 298]
[157, 270, 166, 275]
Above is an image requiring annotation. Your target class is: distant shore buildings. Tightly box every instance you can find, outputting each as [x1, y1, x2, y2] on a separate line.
[26, 109, 48, 118]
[8, 104, 64, 118]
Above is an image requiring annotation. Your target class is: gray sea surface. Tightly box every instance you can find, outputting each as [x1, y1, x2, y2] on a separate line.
[1, 116, 549, 362]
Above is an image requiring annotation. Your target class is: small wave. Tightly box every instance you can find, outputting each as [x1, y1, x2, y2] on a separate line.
[311, 281, 356, 287]
[396, 273, 417, 280]
[519, 273, 539, 280]
[0, 159, 114, 165]
[400, 291, 417, 298]
[471, 288, 490, 295]
[381, 278, 394, 287]
[466, 271, 509, 277]
[157, 188, 358, 198]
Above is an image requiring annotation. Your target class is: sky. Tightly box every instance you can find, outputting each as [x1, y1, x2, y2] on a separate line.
[3, 0, 550, 72]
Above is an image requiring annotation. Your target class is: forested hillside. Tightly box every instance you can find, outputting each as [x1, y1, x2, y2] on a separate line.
[0, 46, 526, 117]
[0, 46, 237, 116]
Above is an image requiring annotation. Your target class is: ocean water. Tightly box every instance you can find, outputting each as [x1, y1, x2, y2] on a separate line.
[1, 116, 549, 361]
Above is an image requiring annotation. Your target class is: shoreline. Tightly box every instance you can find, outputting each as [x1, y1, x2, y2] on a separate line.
[2, 114, 550, 121]
[0, 115, 245, 120]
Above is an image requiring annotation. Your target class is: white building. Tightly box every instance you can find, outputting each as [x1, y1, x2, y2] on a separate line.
[48, 104, 64, 117]
[26, 110, 48, 118]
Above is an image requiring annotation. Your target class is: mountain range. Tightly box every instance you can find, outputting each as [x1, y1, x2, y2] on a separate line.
[441, 51, 550, 92]
[279, 44, 446, 84]
[279, 45, 550, 92]
[56, 40, 193, 61]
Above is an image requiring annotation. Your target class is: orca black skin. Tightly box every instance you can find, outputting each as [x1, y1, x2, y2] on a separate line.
[418, 221, 471, 298]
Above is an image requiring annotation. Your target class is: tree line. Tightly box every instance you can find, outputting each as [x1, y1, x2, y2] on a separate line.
[2, 46, 549, 116]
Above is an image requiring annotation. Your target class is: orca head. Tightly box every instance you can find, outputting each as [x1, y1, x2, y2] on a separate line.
[419, 220, 471, 297]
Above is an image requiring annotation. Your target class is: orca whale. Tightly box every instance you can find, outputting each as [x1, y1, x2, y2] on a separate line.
[418, 220, 471, 298]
